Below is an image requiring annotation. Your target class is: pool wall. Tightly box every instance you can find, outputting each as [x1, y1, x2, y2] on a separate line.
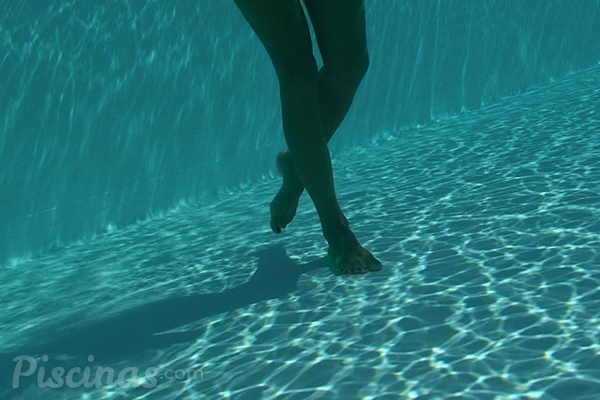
[1, 0, 598, 265]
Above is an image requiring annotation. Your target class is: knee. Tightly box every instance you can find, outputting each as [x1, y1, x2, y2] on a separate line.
[351, 54, 370, 81]
[328, 54, 370, 86]
[273, 56, 319, 86]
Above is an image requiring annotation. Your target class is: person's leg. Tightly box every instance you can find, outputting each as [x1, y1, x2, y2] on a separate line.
[305, 0, 370, 143]
[271, 0, 370, 232]
[233, 0, 381, 274]
[233, 0, 339, 227]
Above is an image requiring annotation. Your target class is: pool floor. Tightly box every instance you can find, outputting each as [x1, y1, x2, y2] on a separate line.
[1, 66, 599, 400]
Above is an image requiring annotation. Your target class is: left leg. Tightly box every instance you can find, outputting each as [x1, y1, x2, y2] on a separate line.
[271, 0, 371, 233]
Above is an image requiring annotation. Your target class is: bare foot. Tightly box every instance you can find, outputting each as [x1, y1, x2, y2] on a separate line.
[270, 150, 304, 233]
[324, 224, 382, 275]
[271, 151, 381, 275]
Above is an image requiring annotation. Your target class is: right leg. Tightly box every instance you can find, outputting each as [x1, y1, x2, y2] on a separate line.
[233, 0, 380, 274]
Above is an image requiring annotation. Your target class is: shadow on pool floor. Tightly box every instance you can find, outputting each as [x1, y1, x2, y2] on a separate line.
[0, 244, 325, 395]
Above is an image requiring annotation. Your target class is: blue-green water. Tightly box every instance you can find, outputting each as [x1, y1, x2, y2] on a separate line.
[1, 1, 600, 399]
[1, 66, 599, 400]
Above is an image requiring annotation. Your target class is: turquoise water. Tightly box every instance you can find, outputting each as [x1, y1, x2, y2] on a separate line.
[1, 67, 599, 400]
[1, 1, 600, 399]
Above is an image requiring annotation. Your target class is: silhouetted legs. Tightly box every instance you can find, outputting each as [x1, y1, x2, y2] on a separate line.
[271, 0, 370, 232]
[233, 0, 381, 274]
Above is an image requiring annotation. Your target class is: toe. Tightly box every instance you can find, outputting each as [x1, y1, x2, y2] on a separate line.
[332, 264, 345, 275]
[358, 263, 369, 274]
[270, 219, 281, 234]
[368, 260, 383, 271]
[326, 254, 344, 276]
[347, 261, 359, 274]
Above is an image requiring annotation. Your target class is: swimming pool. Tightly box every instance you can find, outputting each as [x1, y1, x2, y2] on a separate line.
[1, 65, 599, 399]
[1, 1, 599, 399]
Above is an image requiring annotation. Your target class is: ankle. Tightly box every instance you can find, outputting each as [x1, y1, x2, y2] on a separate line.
[282, 178, 304, 198]
[276, 150, 299, 179]
[322, 216, 356, 246]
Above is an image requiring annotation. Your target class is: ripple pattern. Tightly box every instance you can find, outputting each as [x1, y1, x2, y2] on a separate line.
[1, 67, 599, 400]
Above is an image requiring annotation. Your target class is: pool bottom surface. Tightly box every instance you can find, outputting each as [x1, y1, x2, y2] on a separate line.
[1, 67, 599, 400]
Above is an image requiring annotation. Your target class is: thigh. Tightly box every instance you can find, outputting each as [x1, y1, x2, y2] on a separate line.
[302, 0, 369, 71]
[233, 0, 317, 78]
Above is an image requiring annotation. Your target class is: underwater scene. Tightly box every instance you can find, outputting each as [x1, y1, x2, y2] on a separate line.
[1, 1, 599, 399]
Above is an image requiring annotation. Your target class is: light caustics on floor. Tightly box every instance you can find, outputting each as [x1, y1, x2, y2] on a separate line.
[1, 67, 599, 400]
